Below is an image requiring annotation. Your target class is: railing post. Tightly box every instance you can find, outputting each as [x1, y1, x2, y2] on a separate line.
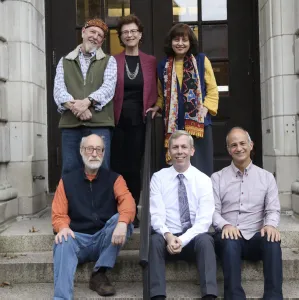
[139, 112, 153, 300]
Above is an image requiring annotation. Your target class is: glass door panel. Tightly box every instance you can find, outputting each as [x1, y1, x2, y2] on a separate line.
[202, 24, 228, 59]
[173, 0, 198, 22]
[201, 0, 227, 21]
[76, 0, 102, 26]
[110, 29, 123, 55]
[106, 0, 130, 26]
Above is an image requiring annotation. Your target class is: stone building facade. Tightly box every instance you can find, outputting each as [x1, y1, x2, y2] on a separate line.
[0, 0, 47, 223]
[0, 0, 298, 224]
[258, 0, 299, 212]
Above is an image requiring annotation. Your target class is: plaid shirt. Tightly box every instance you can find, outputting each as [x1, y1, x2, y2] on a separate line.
[53, 48, 117, 113]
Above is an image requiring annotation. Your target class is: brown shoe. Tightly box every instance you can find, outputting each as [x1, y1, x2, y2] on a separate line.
[89, 271, 116, 296]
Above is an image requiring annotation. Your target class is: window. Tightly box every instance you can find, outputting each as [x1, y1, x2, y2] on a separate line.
[172, 0, 229, 94]
[76, 0, 130, 55]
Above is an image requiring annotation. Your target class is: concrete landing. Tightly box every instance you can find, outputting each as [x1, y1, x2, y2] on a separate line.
[0, 281, 298, 299]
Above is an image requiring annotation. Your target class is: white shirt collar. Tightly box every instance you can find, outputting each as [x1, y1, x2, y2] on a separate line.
[170, 164, 193, 181]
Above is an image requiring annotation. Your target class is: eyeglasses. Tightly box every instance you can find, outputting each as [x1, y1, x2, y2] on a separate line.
[121, 29, 139, 36]
[82, 146, 105, 155]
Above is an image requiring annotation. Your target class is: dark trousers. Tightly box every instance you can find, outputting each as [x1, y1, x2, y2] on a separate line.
[111, 122, 145, 206]
[191, 125, 213, 177]
[149, 232, 218, 298]
[214, 232, 283, 300]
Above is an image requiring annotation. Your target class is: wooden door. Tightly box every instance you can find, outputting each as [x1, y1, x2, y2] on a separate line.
[45, 0, 261, 191]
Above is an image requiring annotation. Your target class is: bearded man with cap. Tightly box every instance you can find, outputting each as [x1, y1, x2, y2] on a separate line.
[54, 18, 117, 175]
[52, 134, 135, 298]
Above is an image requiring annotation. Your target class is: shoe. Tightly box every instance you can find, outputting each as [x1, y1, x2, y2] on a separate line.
[89, 271, 116, 296]
[202, 295, 216, 299]
[133, 216, 140, 228]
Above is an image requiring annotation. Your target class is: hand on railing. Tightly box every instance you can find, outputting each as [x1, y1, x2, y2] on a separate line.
[146, 106, 160, 118]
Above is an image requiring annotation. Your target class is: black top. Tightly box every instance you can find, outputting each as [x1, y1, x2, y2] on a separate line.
[120, 55, 144, 126]
[62, 168, 119, 234]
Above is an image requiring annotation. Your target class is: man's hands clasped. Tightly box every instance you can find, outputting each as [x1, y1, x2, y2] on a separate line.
[165, 233, 182, 255]
[64, 98, 92, 120]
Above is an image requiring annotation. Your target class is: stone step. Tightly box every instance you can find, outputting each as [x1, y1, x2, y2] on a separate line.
[1, 213, 299, 252]
[0, 281, 299, 299]
[0, 249, 298, 284]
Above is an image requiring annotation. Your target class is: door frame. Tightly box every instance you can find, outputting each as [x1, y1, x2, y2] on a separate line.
[45, 0, 262, 191]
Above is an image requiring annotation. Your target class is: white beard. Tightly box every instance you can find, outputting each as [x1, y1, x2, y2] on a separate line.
[82, 155, 102, 170]
[84, 41, 98, 53]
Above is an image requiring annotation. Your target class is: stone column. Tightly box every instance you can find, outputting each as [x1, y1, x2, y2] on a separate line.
[0, 1, 18, 223]
[2, 0, 48, 216]
[259, 0, 298, 210]
[291, 1, 299, 214]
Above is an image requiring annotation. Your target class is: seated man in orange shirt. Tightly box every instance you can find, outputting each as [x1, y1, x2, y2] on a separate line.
[52, 134, 135, 299]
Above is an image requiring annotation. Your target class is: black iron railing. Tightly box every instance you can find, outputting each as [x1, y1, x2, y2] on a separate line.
[139, 112, 153, 300]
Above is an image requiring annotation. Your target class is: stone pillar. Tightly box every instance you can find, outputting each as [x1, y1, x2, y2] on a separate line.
[0, 1, 18, 223]
[2, 0, 48, 216]
[291, 0, 299, 214]
[259, 0, 298, 210]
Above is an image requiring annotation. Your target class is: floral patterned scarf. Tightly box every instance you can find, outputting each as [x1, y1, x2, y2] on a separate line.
[163, 54, 204, 162]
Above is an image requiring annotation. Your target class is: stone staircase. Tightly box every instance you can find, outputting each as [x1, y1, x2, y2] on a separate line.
[0, 208, 299, 299]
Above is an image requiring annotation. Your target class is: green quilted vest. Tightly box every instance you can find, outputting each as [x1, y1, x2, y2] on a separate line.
[59, 55, 114, 128]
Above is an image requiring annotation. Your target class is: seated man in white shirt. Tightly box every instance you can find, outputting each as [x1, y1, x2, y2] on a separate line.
[149, 130, 217, 300]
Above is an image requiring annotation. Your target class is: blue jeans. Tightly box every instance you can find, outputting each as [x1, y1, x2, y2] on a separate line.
[53, 214, 133, 300]
[61, 127, 112, 175]
[214, 232, 283, 300]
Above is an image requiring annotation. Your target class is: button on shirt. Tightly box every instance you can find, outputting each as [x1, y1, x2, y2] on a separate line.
[212, 162, 280, 240]
[150, 165, 215, 247]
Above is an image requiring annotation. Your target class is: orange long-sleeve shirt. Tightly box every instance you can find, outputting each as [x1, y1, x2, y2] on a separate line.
[52, 174, 136, 233]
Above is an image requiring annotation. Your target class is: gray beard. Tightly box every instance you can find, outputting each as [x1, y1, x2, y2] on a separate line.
[84, 42, 97, 53]
[82, 155, 102, 170]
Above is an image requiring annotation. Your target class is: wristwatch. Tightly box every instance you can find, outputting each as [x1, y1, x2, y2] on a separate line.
[87, 96, 94, 107]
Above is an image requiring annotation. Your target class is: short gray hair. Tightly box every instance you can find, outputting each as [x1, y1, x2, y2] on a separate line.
[169, 130, 194, 148]
[226, 127, 252, 147]
[79, 134, 105, 149]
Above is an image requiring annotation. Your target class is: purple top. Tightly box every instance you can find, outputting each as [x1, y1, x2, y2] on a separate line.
[212, 162, 280, 240]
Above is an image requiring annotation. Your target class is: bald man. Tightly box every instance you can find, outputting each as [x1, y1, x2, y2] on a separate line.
[52, 134, 135, 299]
[212, 127, 283, 300]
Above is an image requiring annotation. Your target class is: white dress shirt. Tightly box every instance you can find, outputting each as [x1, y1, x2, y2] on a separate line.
[150, 165, 215, 247]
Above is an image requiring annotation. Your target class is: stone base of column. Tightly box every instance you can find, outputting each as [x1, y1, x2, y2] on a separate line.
[0, 198, 18, 224]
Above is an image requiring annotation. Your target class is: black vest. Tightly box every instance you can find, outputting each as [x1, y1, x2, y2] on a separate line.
[62, 168, 119, 234]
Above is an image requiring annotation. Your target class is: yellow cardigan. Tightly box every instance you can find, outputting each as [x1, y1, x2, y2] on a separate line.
[155, 57, 219, 116]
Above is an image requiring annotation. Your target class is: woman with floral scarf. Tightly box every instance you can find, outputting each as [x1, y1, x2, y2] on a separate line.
[147, 23, 219, 176]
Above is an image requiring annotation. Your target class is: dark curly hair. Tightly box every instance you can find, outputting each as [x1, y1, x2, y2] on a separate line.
[116, 14, 144, 47]
[164, 23, 199, 57]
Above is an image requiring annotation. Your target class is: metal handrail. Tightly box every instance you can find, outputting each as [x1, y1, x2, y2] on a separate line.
[139, 111, 153, 300]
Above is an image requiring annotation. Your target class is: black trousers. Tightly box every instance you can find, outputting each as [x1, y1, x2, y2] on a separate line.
[191, 125, 213, 177]
[149, 232, 218, 298]
[110, 122, 145, 206]
[214, 232, 283, 300]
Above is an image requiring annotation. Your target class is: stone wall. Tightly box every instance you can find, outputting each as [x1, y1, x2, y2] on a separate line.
[0, 0, 47, 220]
[291, 0, 299, 213]
[259, 0, 298, 210]
[0, 1, 18, 223]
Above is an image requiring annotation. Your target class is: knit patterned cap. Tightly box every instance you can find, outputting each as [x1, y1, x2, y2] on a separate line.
[84, 19, 108, 36]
